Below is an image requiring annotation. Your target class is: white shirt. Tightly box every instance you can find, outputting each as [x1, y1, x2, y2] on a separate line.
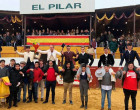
[128, 50, 131, 54]
[16, 51, 41, 62]
[104, 54, 108, 57]
[81, 52, 85, 56]
[101, 85, 112, 90]
[37, 49, 61, 61]
[81, 72, 86, 75]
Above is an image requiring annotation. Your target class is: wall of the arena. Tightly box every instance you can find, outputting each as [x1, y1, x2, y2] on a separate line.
[1, 46, 140, 59]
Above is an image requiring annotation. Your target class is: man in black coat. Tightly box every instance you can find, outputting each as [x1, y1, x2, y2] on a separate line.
[98, 47, 114, 68]
[98, 47, 115, 89]
[8, 64, 24, 109]
[75, 46, 94, 78]
[119, 43, 140, 72]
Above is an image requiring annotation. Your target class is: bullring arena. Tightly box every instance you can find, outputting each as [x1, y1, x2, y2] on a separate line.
[1, 46, 140, 110]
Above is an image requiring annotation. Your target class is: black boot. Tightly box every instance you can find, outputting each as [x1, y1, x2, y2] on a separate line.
[80, 101, 84, 108]
[85, 101, 87, 109]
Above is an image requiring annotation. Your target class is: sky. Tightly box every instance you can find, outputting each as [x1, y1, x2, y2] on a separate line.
[0, 0, 139, 11]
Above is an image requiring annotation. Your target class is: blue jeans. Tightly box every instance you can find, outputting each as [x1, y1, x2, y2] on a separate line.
[17, 84, 27, 101]
[101, 89, 112, 109]
[29, 82, 38, 101]
[77, 66, 91, 74]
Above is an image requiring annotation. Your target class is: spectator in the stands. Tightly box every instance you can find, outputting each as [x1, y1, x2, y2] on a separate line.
[76, 28, 79, 35]
[71, 29, 75, 35]
[38, 30, 42, 36]
[103, 31, 108, 47]
[60, 30, 65, 35]
[80, 30, 84, 35]
[56, 30, 60, 35]
[16, 32, 22, 46]
[84, 29, 89, 35]
[91, 38, 97, 58]
[91, 28, 96, 40]
[2, 34, 6, 46]
[32, 29, 36, 35]
[125, 34, 133, 42]
[26, 29, 31, 35]
[49, 30, 53, 35]
[108, 31, 114, 42]
[42, 29, 46, 35]
[66, 30, 71, 35]
[35, 29, 39, 35]
[0, 34, 3, 46]
[11, 33, 16, 46]
[109, 38, 118, 58]
[46, 28, 50, 35]
[6, 32, 12, 46]
[118, 35, 126, 59]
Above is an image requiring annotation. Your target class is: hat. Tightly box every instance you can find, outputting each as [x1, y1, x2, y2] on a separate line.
[61, 43, 65, 48]
[25, 45, 30, 49]
[115, 70, 123, 80]
[20, 61, 26, 65]
[95, 68, 105, 78]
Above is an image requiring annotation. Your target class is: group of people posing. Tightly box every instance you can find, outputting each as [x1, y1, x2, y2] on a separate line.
[0, 43, 140, 110]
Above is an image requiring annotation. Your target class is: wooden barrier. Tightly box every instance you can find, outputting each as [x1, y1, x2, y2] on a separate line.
[1, 46, 140, 59]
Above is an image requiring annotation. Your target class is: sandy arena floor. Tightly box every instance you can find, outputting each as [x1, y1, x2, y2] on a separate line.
[1, 87, 140, 110]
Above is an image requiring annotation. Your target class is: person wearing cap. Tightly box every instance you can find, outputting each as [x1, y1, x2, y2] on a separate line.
[77, 64, 91, 110]
[98, 47, 115, 89]
[62, 45, 77, 71]
[75, 46, 94, 78]
[37, 45, 61, 73]
[17, 61, 27, 103]
[121, 62, 139, 110]
[99, 64, 116, 110]
[119, 43, 140, 72]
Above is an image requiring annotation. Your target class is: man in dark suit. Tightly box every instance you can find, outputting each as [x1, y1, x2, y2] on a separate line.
[119, 43, 140, 72]
[75, 46, 94, 79]
[98, 47, 114, 68]
[98, 47, 115, 89]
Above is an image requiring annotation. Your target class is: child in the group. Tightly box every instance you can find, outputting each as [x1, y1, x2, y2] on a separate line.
[77, 64, 91, 110]
[61, 62, 76, 105]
